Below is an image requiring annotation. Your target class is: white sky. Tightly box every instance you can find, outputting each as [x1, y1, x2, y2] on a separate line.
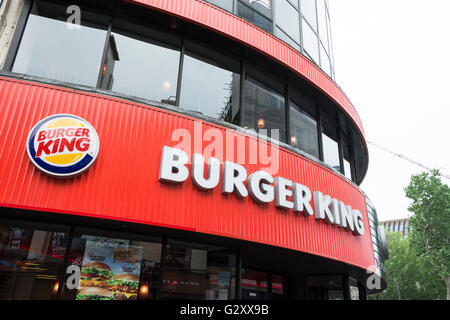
[329, 0, 450, 221]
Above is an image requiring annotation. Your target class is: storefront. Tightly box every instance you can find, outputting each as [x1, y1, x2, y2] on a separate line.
[0, 0, 388, 300]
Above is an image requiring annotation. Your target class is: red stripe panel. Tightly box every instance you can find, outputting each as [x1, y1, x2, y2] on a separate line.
[0, 77, 374, 272]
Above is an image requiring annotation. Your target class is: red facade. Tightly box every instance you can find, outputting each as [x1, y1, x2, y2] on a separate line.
[0, 77, 375, 272]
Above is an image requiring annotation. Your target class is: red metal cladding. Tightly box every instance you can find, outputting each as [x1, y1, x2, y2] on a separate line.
[0, 77, 374, 271]
[126, 0, 367, 148]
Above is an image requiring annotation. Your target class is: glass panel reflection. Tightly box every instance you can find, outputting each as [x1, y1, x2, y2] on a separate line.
[275, 0, 300, 44]
[180, 54, 240, 120]
[237, 1, 273, 33]
[13, 9, 107, 87]
[289, 102, 319, 158]
[99, 32, 180, 106]
[242, 77, 286, 142]
[0, 225, 68, 300]
[322, 133, 340, 171]
[302, 17, 319, 63]
[162, 240, 235, 300]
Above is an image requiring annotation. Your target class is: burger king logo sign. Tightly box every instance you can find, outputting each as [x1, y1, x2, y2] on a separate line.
[27, 114, 99, 177]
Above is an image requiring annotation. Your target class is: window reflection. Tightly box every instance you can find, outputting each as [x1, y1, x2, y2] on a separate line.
[242, 77, 286, 142]
[237, 1, 273, 33]
[322, 133, 340, 171]
[289, 102, 319, 159]
[179, 54, 240, 120]
[13, 3, 107, 87]
[300, 0, 317, 31]
[162, 240, 235, 300]
[302, 18, 319, 63]
[0, 225, 68, 300]
[275, 0, 300, 44]
[99, 32, 180, 106]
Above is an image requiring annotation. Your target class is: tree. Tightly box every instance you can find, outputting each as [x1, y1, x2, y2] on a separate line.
[404, 170, 450, 300]
[368, 232, 445, 300]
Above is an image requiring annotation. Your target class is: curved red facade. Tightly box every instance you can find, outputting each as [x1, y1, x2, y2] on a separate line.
[0, 77, 374, 272]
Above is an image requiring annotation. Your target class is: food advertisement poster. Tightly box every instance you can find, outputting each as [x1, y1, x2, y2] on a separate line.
[76, 236, 143, 300]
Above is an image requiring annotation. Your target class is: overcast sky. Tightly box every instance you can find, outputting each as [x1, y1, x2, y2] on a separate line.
[329, 0, 450, 222]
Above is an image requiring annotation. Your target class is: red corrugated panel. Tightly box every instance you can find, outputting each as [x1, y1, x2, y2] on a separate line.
[0, 77, 374, 271]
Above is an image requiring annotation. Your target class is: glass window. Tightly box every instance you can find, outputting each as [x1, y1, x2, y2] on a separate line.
[162, 240, 235, 300]
[0, 221, 68, 300]
[274, 0, 300, 44]
[13, 1, 108, 87]
[300, 0, 317, 31]
[322, 134, 340, 171]
[272, 274, 283, 294]
[237, 1, 273, 34]
[289, 101, 319, 159]
[242, 269, 267, 292]
[179, 53, 240, 120]
[320, 44, 331, 76]
[307, 275, 343, 300]
[301, 18, 319, 63]
[61, 231, 162, 300]
[343, 139, 353, 180]
[288, 0, 299, 9]
[242, 77, 286, 142]
[98, 32, 180, 106]
[316, 0, 329, 52]
[240, 0, 272, 18]
[204, 0, 234, 12]
[275, 27, 300, 51]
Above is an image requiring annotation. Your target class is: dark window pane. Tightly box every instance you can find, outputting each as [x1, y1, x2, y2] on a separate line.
[179, 54, 240, 120]
[272, 274, 283, 294]
[99, 32, 180, 106]
[242, 269, 267, 292]
[237, 2, 273, 33]
[274, 0, 300, 43]
[0, 224, 68, 300]
[243, 77, 286, 142]
[289, 102, 319, 158]
[240, 0, 272, 18]
[162, 240, 235, 300]
[13, 4, 107, 87]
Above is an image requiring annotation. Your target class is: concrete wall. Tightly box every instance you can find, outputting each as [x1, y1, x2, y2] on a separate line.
[0, 0, 25, 69]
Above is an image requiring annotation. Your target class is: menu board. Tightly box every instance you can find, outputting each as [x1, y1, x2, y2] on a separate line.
[76, 236, 143, 300]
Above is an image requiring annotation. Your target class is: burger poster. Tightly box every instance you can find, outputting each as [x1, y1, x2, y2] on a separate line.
[76, 237, 143, 300]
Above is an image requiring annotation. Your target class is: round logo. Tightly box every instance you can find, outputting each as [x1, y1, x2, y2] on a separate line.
[26, 114, 100, 177]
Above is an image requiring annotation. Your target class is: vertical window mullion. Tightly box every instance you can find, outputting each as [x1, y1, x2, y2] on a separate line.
[316, 107, 324, 161]
[175, 37, 185, 107]
[238, 58, 246, 127]
[3, 0, 34, 71]
[96, 22, 113, 89]
[285, 84, 290, 145]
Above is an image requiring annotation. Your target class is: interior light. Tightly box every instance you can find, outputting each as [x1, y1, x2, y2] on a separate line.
[257, 118, 265, 129]
[162, 80, 171, 91]
[102, 64, 107, 75]
[291, 136, 297, 146]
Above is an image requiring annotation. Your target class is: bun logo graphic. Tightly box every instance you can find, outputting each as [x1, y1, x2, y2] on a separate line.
[27, 114, 99, 177]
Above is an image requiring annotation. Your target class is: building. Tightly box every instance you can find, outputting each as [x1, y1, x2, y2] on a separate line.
[381, 218, 410, 237]
[0, 0, 388, 300]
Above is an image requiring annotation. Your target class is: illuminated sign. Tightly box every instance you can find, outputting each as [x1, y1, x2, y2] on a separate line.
[159, 146, 364, 236]
[26, 114, 99, 177]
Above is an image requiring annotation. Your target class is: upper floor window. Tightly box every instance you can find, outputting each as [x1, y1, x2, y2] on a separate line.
[242, 76, 286, 142]
[289, 100, 319, 159]
[13, 1, 108, 87]
[99, 31, 180, 106]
